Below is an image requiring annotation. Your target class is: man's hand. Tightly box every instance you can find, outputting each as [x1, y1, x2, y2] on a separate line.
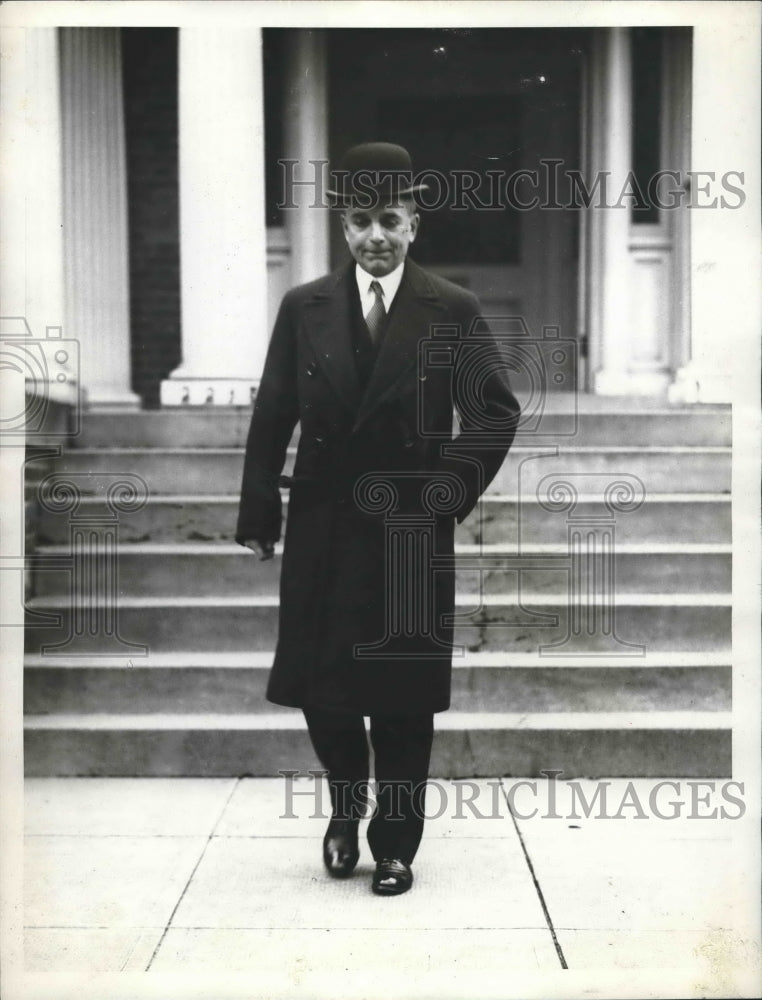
[242, 539, 275, 561]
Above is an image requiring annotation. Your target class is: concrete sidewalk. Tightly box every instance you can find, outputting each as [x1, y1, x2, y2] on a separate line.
[21, 776, 759, 998]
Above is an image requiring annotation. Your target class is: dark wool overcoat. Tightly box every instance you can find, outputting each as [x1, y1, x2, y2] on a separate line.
[236, 257, 520, 715]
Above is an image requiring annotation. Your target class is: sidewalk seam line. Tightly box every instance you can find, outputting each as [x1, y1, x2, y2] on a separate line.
[143, 777, 241, 971]
[500, 779, 569, 971]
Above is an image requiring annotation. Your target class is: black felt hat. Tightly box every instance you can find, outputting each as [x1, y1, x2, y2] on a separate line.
[326, 142, 427, 207]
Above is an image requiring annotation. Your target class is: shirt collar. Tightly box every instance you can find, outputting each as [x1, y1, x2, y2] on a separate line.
[355, 260, 406, 306]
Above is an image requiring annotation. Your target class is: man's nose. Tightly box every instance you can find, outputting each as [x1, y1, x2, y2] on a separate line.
[368, 221, 386, 241]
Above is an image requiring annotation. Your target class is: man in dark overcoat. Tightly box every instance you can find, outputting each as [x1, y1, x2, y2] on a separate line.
[237, 143, 520, 895]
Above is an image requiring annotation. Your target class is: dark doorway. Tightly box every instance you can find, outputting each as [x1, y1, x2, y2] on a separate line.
[328, 28, 586, 390]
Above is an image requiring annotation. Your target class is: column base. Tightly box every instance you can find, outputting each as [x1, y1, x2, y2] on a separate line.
[160, 377, 258, 407]
[26, 378, 79, 409]
[83, 386, 141, 410]
[22, 382, 79, 439]
[594, 368, 670, 397]
[668, 365, 732, 404]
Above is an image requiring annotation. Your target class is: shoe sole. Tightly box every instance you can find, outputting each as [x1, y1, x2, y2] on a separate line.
[372, 876, 413, 896]
[325, 862, 359, 878]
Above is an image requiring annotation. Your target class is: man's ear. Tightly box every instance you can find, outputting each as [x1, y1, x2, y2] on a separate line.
[340, 212, 350, 241]
[409, 212, 420, 243]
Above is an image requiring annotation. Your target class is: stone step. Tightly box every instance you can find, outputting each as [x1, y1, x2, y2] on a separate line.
[24, 651, 731, 715]
[464, 493, 731, 546]
[34, 492, 732, 546]
[23, 709, 732, 778]
[29, 543, 732, 596]
[24, 593, 732, 655]
[74, 404, 731, 449]
[43, 445, 731, 495]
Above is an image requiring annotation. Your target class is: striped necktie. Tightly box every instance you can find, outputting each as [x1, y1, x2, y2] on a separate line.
[365, 280, 386, 345]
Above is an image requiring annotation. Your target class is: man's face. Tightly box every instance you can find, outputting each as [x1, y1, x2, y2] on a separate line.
[341, 201, 419, 277]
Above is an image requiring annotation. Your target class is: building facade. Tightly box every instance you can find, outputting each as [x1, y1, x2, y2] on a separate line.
[8, 18, 748, 783]
[6, 24, 747, 412]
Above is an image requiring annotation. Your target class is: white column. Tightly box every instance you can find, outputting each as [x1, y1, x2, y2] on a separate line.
[664, 29, 693, 399]
[284, 29, 330, 287]
[162, 27, 267, 406]
[0, 28, 77, 411]
[24, 30, 66, 361]
[60, 28, 138, 408]
[593, 28, 634, 396]
[669, 22, 753, 404]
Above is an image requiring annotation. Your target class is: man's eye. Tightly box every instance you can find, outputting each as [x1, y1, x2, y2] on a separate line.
[381, 217, 400, 229]
[351, 217, 369, 228]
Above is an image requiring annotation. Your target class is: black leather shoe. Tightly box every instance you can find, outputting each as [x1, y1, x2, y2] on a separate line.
[372, 858, 413, 895]
[322, 819, 359, 878]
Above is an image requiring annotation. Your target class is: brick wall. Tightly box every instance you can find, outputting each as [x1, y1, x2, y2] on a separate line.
[122, 28, 180, 408]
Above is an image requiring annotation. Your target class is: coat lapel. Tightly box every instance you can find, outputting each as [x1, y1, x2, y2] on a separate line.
[302, 264, 363, 415]
[353, 258, 446, 433]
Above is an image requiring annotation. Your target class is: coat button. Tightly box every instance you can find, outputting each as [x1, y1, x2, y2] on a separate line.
[306, 363, 317, 377]
[404, 439, 414, 448]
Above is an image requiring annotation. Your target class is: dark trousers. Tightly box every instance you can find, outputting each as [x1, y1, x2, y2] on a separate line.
[303, 708, 434, 865]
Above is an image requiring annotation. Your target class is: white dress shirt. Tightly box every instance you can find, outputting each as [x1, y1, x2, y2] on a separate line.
[355, 261, 405, 320]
